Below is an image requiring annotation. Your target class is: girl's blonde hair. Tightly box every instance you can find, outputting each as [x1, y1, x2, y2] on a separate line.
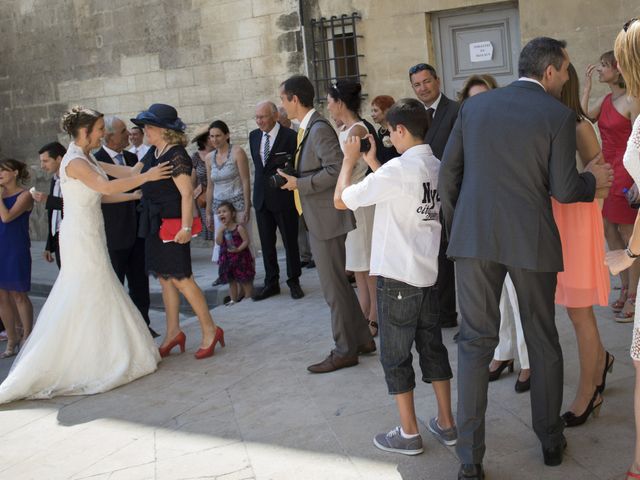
[163, 128, 188, 147]
[614, 19, 640, 98]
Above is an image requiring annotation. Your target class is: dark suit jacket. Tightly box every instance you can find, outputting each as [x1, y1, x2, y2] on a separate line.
[424, 94, 460, 161]
[296, 112, 355, 240]
[45, 177, 63, 252]
[249, 124, 298, 212]
[439, 80, 596, 272]
[95, 147, 138, 251]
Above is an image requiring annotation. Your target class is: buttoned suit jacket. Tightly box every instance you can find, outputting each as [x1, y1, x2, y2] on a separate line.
[439, 80, 596, 272]
[95, 147, 138, 251]
[295, 112, 355, 240]
[424, 94, 460, 161]
[249, 124, 297, 213]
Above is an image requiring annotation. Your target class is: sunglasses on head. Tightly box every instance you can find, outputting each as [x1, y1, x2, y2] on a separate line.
[409, 63, 429, 75]
[624, 18, 638, 32]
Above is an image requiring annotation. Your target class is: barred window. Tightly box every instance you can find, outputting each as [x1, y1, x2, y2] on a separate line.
[310, 12, 365, 103]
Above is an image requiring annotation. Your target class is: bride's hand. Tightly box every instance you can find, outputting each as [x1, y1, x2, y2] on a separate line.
[174, 229, 192, 244]
[146, 162, 173, 182]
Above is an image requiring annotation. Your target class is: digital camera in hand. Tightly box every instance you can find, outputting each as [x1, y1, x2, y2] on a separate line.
[268, 153, 297, 189]
[360, 138, 371, 153]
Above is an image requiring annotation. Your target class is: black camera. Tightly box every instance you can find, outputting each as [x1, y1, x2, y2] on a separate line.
[360, 138, 371, 153]
[268, 153, 296, 189]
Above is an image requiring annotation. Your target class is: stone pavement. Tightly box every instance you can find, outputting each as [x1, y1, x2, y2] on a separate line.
[0, 242, 637, 479]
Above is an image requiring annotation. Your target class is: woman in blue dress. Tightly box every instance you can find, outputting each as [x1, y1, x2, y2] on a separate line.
[0, 158, 34, 358]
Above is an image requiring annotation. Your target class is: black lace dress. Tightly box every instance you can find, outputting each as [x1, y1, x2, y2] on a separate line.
[139, 145, 193, 279]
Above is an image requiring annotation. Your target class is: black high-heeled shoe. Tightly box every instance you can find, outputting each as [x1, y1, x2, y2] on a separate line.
[488, 359, 514, 382]
[514, 370, 531, 393]
[596, 351, 614, 394]
[561, 390, 603, 427]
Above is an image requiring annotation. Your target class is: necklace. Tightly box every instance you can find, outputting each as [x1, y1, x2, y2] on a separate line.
[155, 142, 169, 159]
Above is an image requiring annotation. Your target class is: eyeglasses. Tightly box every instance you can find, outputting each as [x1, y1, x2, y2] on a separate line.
[624, 18, 638, 32]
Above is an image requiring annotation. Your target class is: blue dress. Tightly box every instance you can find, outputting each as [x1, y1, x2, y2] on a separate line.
[0, 191, 31, 292]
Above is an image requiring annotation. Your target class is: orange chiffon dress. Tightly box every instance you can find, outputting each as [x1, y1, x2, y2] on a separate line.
[552, 122, 611, 308]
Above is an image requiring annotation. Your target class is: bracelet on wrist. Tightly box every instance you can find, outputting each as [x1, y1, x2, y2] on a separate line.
[626, 246, 639, 258]
[181, 226, 192, 232]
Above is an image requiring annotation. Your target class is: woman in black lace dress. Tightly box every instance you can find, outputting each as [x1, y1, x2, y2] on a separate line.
[133, 104, 224, 360]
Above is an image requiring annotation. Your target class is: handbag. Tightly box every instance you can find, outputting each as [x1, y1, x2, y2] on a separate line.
[159, 217, 202, 242]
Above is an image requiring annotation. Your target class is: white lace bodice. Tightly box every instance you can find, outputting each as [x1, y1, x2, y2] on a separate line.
[624, 116, 640, 185]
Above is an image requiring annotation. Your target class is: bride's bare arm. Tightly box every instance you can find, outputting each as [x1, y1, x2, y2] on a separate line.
[66, 158, 172, 195]
[99, 161, 140, 179]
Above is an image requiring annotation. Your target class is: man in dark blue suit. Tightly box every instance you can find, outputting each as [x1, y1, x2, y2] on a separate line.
[249, 101, 303, 300]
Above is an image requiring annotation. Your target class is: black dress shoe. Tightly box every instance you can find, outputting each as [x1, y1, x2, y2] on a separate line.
[148, 327, 160, 338]
[542, 435, 567, 466]
[252, 284, 281, 301]
[440, 318, 458, 328]
[288, 282, 305, 299]
[306, 260, 316, 269]
[458, 463, 484, 479]
[300, 260, 310, 268]
[307, 352, 358, 373]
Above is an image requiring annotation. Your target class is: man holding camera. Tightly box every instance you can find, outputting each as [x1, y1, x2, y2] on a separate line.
[249, 100, 304, 301]
[277, 75, 374, 373]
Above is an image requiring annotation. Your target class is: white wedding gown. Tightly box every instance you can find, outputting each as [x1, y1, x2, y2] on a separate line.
[0, 142, 160, 404]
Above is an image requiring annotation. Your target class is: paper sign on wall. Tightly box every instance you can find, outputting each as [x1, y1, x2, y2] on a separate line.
[469, 41, 493, 62]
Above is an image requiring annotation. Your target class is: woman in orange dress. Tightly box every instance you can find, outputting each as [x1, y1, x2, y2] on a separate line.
[553, 64, 612, 427]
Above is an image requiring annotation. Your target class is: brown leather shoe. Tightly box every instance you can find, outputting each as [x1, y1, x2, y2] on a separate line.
[307, 352, 358, 373]
[357, 339, 377, 355]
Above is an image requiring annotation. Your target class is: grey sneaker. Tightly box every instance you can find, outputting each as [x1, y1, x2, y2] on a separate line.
[373, 426, 424, 455]
[427, 417, 457, 446]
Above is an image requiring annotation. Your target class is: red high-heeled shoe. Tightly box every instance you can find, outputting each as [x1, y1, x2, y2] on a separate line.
[159, 331, 186, 358]
[194, 327, 225, 360]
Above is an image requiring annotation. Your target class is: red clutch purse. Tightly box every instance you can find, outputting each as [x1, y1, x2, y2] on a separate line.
[159, 217, 202, 242]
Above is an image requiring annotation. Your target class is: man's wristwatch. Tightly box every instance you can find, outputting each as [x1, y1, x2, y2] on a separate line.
[181, 226, 192, 232]
[626, 246, 639, 258]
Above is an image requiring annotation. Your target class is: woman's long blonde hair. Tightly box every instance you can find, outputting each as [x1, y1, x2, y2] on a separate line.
[615, 19, 640, 98]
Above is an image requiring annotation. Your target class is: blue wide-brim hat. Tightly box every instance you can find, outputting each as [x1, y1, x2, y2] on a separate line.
[131, 103, 186, 132]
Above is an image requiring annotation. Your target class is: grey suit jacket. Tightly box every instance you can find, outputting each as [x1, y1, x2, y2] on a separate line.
[439, 80, 596, 272]
[296, 112, 355, 240]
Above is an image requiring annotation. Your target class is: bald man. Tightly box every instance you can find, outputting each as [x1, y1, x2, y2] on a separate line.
[249, 101, 303, 300]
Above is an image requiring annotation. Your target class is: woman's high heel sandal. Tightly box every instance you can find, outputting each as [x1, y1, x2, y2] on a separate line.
[627, 469, 640, 479]
[0, 342, 19, 359]
[488, 359, 514, 382]
[159, 331, 186, 358]
[561, 390, 603, 427]
[597, 351, 615, 394]
[611, 286, 628, 313]
[195, 327, 225, 360]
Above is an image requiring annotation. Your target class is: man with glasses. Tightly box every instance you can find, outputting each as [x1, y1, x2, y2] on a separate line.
[249, 100, 304, 301]
[409, 63, 460, 330]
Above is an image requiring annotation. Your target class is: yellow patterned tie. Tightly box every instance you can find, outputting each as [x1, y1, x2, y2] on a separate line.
[293, 127, 304, 215]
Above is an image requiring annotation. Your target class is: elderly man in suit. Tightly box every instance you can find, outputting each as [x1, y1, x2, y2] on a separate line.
[277, 75, 374, 373]
[439, 38, 614, 479]
[95, 116, 157, 338]
[32, 142, 66, 269]
[249, 100, 304, 300]
[410, 63, 459, 330]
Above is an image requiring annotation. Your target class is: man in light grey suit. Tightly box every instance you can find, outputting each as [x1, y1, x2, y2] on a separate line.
[277, 75, 374, 373]
[439, 38, 613, 479]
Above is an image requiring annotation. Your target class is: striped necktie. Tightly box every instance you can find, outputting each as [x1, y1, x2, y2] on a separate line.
[115, 153, 125, 166]
[293, 127, 304, 215]
[263, 132, 270, 166]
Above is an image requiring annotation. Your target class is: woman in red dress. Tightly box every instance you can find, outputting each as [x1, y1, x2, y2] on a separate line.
[582, 50, 640, 321]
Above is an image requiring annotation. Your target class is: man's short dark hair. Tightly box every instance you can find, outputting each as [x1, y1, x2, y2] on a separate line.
[408, 63, 438, 81]
[386, 98, 429, 139]
[38, 141, 67, 159]
[518, 37, 567, 79]
[280, 75, 314, 108]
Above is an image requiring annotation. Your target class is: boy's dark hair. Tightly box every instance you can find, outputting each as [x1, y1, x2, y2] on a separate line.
[280, 75, 314, 108]
[385, 98, 429, 139]
[518, 37, 567, 79]
[38, 141, 67, 159]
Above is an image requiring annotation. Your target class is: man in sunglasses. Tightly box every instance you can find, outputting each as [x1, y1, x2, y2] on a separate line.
[409, 63, 460, 332]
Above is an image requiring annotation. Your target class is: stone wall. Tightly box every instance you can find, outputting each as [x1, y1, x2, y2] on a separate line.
[0, 0, 304, 238]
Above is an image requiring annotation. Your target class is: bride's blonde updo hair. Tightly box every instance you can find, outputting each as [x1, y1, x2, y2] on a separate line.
[61, 106, 104, 138]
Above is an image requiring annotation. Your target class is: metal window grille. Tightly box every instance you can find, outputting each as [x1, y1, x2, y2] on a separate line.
[309, 12, 365, 103]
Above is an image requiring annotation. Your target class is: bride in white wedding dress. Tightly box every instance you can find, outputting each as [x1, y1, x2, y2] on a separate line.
[0, 106, 172, 404]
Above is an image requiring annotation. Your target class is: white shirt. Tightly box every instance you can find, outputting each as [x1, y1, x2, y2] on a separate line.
[103, 145, 125, 164]
[298, 108, 317, 130]
[518, 77, 546, 91]
[425, 92, 442, 112]
[128, 143, 150, 160]
[341, 144, 442, 287]
[260, 122, 280, 165]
